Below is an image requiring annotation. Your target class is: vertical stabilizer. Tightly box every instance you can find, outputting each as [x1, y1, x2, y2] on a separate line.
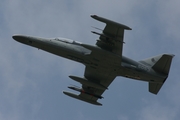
[151, 54, 174, 75]
[140, 54, 174, 75]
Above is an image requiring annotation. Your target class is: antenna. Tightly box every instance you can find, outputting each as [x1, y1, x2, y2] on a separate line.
[91, 26, 103, 31]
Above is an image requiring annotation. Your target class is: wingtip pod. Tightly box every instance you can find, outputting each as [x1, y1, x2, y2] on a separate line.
[91, 15, 132, 30]
[63, 91, 102, 106]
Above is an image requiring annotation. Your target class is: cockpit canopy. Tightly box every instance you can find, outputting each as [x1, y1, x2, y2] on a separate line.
[55, 37, 82, 44]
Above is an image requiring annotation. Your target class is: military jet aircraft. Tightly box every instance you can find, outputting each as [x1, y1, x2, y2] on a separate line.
[12, 15, 174, 106]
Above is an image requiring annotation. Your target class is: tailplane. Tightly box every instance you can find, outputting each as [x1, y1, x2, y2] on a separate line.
[140, 54, 174, 94]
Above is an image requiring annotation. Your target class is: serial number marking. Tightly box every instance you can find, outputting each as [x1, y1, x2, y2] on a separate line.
[138, 64, 150, 72]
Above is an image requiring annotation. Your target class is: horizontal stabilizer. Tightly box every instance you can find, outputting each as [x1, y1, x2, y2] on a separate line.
[69, 76, 107, 90]
[91, 15, 132, 30]
[63, 91, 102, 106]
[149, 82, 164, 94]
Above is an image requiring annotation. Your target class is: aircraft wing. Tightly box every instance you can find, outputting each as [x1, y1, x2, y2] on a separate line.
[64, 64, 117, 106]
[65, 47, 121, 106]
[91, 15, 132, 56]
[75, 47, 121, 105]
[79, 65, 117, 105]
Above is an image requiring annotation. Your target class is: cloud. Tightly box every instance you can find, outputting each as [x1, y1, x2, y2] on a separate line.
[139, 102, 178, 120]
[0, 0, 180, 120]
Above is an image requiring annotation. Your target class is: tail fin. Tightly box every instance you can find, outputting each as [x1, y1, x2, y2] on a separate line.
[140, 54, 174, 94]
[140, 54, 174, 75]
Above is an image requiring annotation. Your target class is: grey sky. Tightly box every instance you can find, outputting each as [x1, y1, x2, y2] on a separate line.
[0, 0, 179, 120]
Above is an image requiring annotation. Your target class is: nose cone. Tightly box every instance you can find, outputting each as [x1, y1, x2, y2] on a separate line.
[12, 35, 27, 42]
[12, 34, 43, 45]
[12, 35, 22, 40]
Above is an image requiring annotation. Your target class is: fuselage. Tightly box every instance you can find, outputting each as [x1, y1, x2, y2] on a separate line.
[13, 35, 165, 83]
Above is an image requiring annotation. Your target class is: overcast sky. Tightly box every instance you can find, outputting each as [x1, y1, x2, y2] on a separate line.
[0, 0, 180, 120]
